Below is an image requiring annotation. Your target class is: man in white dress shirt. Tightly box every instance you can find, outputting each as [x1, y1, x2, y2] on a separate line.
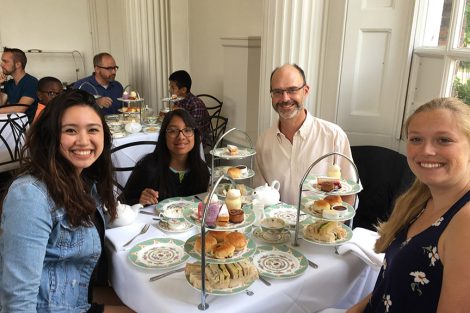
[254, 63, 355, 205]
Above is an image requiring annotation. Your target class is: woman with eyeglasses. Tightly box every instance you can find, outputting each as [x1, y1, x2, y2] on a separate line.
[119, 109, 210, 205]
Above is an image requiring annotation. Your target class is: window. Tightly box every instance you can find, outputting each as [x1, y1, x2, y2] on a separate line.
[412, 0, 470, 103]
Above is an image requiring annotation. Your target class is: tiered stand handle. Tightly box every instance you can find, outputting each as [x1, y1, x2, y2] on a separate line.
[198, 174, 237, 310]
[210, 127, 254, 187]
[293, 152, 361, 246]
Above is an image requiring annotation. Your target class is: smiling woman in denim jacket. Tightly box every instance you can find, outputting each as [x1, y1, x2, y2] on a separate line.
[0, 90, 133, 312]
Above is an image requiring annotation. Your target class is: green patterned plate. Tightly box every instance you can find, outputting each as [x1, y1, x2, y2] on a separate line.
[128, 238, 189, 269]
[252, 245, 308, 279]
[302, 175, 362, 196]
[184, 233, 256, 264]
[301, 222, 353, 246]
[264, 203, 309, 226]
[300, 195, 356, 221]
[155, 196, 200, 215]
[210, 147, 256, 159]
[185, 262, 256, 295]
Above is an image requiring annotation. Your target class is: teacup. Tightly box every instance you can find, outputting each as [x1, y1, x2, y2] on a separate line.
[260, 217, 288, 233]
[159, 207, 185, 230]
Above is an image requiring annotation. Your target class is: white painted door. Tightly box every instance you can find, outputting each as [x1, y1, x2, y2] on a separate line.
[337, 0, 416, 149]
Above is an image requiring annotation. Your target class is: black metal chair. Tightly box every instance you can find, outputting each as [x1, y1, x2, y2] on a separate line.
[196, 94, 223, 118]
[351, 145, 415, 230]
[203, 115, 228, 164]
[0, 112, 29, 173]
[111, 140, 158, 192]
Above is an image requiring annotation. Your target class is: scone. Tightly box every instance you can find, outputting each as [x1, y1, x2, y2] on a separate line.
[212, 242, 235, 259]
[225, 232, 247, 251]
[194, 234, 217, 254]
[227, 167, 242, 179]
[208, 230, 229, 243]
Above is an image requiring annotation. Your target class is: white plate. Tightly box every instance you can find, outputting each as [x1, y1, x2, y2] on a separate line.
[212, 166, 255, 180]
[117, 97, 144, 102]
[210, 147, 256, 159]
[127, 238, 188, 269]
[143, 126, 160, 134]
[183, 205, 255, 230]
[161, 97, 185, 102]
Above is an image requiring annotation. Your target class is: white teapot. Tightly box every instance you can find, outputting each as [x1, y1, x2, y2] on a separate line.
[125, 121, 142, 134]
[252, 180, 281, 206]
[111, 201, 143, 227]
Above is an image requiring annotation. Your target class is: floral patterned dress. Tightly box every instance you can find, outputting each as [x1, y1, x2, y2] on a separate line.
[364, 190, 470, 313]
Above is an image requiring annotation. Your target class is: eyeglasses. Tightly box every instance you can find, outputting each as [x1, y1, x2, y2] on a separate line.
[270, 84, 306, 98]
[96, 65, 119, 71]
[166, 127, 194, 138]
[40, 90, 62, 97]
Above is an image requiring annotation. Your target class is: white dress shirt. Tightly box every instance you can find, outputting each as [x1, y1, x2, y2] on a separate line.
[254, 111, 355, 205]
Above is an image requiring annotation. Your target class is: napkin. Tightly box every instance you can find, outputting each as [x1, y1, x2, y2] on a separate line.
[106, 222, 147, 251]
[336, 227, 384, 269]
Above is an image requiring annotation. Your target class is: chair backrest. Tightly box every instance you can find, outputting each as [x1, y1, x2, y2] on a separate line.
[196, 94, 223, 118]
[351, 145, 415, 230]
[204, 115, 228, 150]
[111, 140, 158, 192]
[0, 112, 29, 173]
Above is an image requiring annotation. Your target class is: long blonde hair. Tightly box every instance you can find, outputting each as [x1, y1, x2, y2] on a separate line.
[375, 97, 470, 252]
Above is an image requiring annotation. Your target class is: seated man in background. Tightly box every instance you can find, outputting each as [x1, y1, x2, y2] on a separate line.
[169, 70, 210, 142]
[34, 76, 63, 122]
[0, 47, 38, 122]
[254, 63, 355, 205]
[73, 52, 123, 115]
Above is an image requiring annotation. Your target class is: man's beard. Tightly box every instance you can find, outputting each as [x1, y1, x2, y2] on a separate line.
[274, 100, 302, 120]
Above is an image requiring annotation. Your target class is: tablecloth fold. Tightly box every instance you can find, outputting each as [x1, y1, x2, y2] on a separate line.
[337, 227, 384, 269]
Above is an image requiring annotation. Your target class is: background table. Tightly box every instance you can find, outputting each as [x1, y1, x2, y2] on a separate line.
[106, 208, 379, 313]
[0, 113, 29, 173]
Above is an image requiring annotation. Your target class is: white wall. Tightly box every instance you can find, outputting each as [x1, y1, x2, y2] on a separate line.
[187, 0, 263, 101]
[0, 0, 95, 85]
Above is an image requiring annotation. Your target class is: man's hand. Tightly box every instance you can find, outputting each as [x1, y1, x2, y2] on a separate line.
[96, 97, 113, 108]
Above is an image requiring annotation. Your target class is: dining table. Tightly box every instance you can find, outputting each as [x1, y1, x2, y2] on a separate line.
[105, 199, 380, 313]
[0, 112, 29, 173]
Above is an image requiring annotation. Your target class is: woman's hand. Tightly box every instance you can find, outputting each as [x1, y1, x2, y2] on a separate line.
[346, 293, 371, 313]
[139, 188, 159, 205]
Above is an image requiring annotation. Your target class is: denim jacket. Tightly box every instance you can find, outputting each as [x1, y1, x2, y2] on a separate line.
[0, 175, 104, 312]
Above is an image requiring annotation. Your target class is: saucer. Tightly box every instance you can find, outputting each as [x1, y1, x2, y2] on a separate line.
[252, 227, 291, 244]
[156, 220, 193, 233]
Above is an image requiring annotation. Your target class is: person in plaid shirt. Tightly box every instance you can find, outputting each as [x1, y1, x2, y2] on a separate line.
[169, 70, 210, 144]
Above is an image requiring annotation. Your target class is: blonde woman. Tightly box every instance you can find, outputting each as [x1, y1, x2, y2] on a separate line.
[348, 98, 470, 313]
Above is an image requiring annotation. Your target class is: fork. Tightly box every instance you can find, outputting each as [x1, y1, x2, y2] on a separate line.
[123, 224, 150, 248]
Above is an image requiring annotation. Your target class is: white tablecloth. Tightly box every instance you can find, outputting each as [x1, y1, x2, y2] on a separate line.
[106, 208, 379, 313]
[0, 113, 29, 173]
[111, 132, 159, 189]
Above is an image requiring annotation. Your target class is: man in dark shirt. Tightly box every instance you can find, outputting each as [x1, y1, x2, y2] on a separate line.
[0, 47, 39, 122]
[169, 70, 210, 142]
[73, 52, 123, 115]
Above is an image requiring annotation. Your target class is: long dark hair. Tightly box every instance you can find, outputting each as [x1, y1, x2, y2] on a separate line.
[155, 109, 209, 198]
[1, 89, 117, 226]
